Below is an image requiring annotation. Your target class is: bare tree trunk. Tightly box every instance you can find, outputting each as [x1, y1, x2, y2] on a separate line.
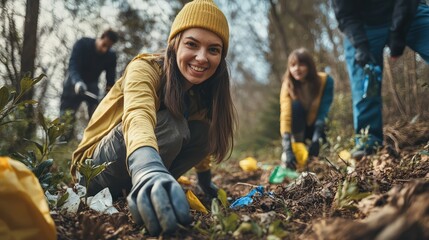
[21, 0, 39, 77]
[20, 0, 40, 139]
[269, 0, 289, 59]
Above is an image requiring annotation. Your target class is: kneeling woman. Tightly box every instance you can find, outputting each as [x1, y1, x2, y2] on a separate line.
[70, 0, 236, 236]
[280, 48, 334, 169]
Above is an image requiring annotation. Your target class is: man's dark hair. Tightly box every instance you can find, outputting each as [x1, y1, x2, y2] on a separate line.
[101, 29, 119, 43]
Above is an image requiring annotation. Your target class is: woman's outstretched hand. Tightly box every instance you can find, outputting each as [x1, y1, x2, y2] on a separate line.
[126, 147, 191, 236]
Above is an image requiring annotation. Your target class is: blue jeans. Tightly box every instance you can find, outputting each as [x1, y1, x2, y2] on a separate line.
[344, 4, 429, 148]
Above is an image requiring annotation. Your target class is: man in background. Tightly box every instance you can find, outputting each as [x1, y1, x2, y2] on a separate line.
[60, 29, 118, 141]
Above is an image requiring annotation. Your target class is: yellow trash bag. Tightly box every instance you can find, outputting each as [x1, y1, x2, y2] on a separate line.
[292, 142, 309, 169]
[239, 157, 258, 172]
[0, 157, 56, 240]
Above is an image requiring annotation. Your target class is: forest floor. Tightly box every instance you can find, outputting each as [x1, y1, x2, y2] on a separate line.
[53, 121, 429, 240]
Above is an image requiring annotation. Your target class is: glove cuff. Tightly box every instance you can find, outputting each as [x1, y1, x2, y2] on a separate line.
[127, 147, 169, 185]
[282, 133, 293, 151]
[312, 121, 325, 143]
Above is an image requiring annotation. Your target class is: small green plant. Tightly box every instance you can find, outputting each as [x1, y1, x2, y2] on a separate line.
[334, 176, 371, 210]
[0, 74, 45, 126]
[211, 198, 240, 234]
[77, 159, 111, 205]
[193, 198, 241, 239]
[12, 112, 66, 191]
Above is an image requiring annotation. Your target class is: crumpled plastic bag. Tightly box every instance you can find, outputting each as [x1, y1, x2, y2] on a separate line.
[339, 150, 351, 161]
[269, 142, 309, 184]
[239, 157, 258, 172]
[87, 187, 118, 214]
[0, 157, 56, 240]
[230, 186, 265, 209]
[186, 190, 208, 214]
[269, 165, 300, 184]
[60, 187, 81, 214]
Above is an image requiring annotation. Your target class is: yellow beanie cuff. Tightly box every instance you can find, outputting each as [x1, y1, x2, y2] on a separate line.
[168, 0, 229, 55]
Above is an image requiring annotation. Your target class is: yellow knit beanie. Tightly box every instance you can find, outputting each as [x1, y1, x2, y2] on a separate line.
[168, 0, 229, 55]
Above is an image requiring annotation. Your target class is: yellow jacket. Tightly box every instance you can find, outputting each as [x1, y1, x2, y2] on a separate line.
[71, 54, 211, 177]
[280, 72, 333, 134]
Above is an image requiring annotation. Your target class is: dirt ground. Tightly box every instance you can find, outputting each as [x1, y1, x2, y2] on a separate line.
[53, 122, 429, 240]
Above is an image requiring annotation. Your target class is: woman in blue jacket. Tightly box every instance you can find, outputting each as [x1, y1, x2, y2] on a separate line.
[280, 48, 334, 169]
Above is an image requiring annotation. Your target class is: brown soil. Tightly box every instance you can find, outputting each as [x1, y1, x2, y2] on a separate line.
[54, 122, 429, 240]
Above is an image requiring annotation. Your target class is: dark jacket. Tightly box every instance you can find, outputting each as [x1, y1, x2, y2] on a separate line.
[332, 0, 422, 56]
[63, 37, 117, 96]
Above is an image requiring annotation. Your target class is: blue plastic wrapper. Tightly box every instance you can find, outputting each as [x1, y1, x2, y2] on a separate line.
[230, 186, 265, 209]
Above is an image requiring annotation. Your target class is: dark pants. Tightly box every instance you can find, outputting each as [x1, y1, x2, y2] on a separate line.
[291, 100, 326, 143]
[60, 94, 99, 140]
[85, 110, 210, 199]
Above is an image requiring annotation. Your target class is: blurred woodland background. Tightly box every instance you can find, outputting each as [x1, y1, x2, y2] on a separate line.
[1, 0, 428, 164]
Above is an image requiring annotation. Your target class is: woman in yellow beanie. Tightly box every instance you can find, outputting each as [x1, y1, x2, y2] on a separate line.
[70, 0, 235, 236]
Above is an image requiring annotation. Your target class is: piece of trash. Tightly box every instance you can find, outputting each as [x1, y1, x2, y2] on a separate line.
[74, 183, 87, 198]
[60, 188, 81, 214]
[45, 190, 58, 206]
[292, 142, 309, 168]
[87, 187, 118, 214]
[0, 157, 57, 240]
[339, 150, 351, 161]
[239, 157, 258, 172]
[178, 176, 192, 185]
[230, 186, 264, 209]
[292, 172, 319, 186]
[186, 190, 208, 214]
[269, 165, 300, 184]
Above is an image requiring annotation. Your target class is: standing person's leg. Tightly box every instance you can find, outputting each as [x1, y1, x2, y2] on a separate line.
[343, 25, 388, 158]
[85, 110, 190, 199]
[60, 94, 82, 141]
[291, 100, 307, 143]
[407, 4, 429, 63]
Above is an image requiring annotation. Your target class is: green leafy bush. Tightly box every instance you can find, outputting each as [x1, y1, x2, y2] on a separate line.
[1, 74, 66, 192]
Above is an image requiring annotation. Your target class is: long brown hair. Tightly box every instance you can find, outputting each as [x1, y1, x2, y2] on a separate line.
[159, 33, 237, 163]
[283, 48, 320, 100]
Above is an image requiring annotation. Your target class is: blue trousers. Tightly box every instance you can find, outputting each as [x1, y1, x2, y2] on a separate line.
[344, 4, 429, 148]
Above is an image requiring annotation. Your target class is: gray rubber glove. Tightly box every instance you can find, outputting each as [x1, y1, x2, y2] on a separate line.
[281, 133, 297, 170]
[197, 170, 218, 199]
[126, 147, 191, 236]
[74, 81, 87, 95]
[309, 121, 324, 157]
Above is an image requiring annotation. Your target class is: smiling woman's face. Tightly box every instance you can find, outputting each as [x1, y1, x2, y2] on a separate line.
[176, 28, 223, 89]
[289, 58, 309, 82]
